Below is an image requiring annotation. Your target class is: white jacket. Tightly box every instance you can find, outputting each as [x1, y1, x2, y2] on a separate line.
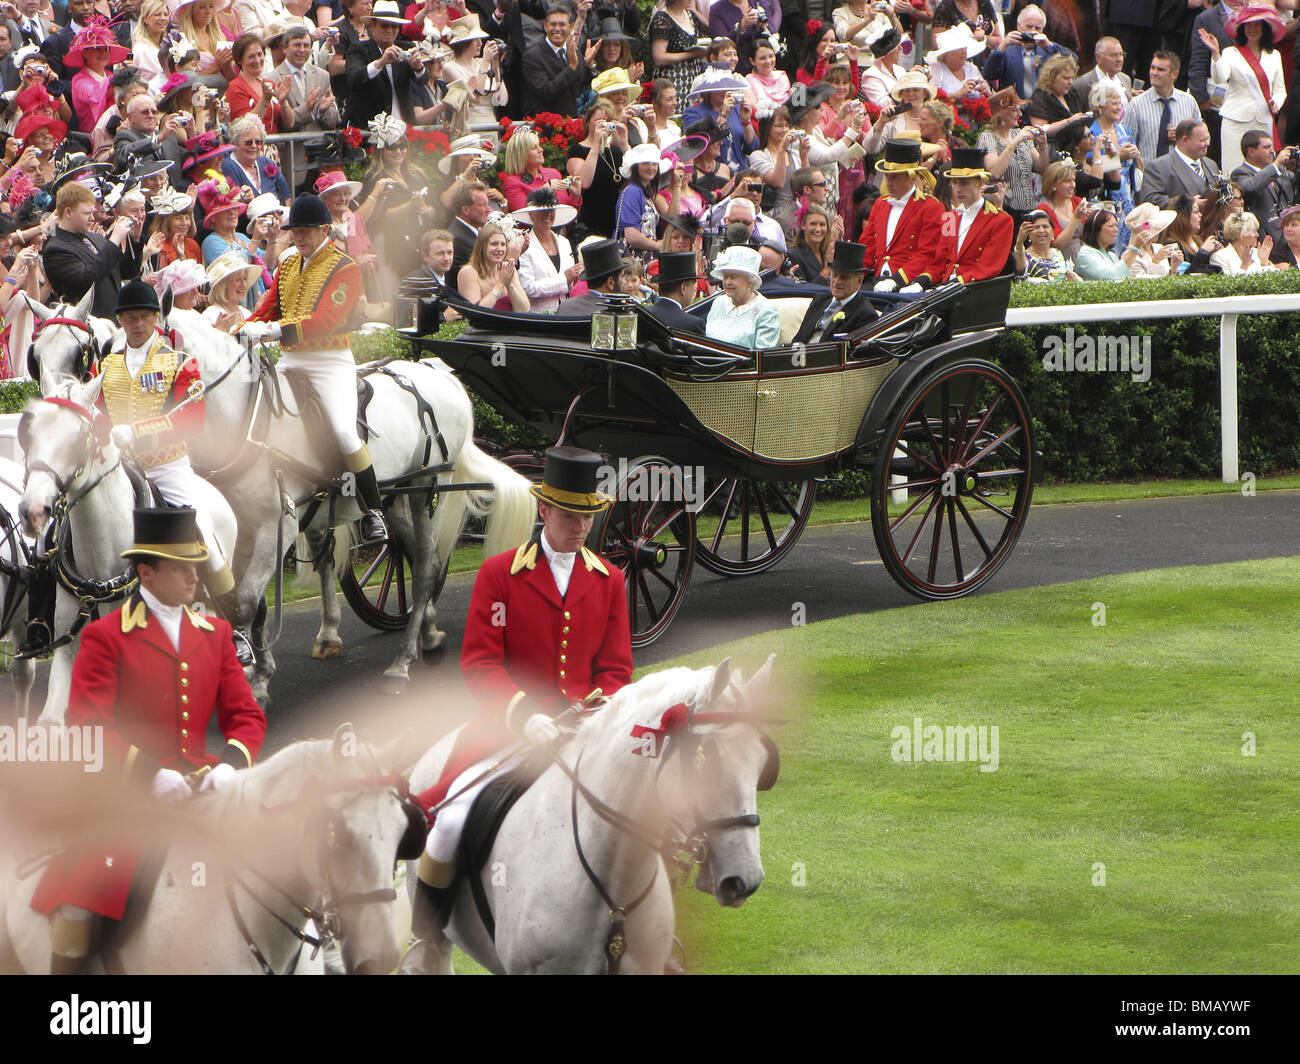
[1211, 46, 1285, 125]
[516, 231, 575, 314]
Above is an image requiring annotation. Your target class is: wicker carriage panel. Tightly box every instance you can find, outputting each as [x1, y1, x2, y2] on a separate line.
[750, 361, 897, 462]
[666, 377, 758, 451]
[835, 360, 897, 452]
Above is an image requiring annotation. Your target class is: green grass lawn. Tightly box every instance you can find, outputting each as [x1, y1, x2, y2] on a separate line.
[659, 557, 1300, 974]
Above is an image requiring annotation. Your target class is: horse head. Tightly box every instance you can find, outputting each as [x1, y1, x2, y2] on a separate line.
[27, 293, 112, 394]
[17, 379, 109, 537]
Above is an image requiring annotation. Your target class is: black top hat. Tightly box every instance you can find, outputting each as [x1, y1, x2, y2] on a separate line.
[947, 146, 990, 179]
[656, 250, 705, 289]
[662, 213, 702, 240]
[121, 507, 210, 562]
[826, 240, 869, 274]
[875, 137, 925, 174]
[683, 118, 728, 146]
[116, 278, 161, 314]
[870, 28, 903, 58]
[578, 238, 624, 283]
[529, 446, 612, 514]
[787, 81, 834, 127]
[285, 194, 332, 228]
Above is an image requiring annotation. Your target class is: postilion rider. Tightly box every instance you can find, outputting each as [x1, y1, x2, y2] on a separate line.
[406, 446, 634, 953]
[236, 193, 388, 544]
[93, 278, 250, 656]
[30, 507, 267, 975]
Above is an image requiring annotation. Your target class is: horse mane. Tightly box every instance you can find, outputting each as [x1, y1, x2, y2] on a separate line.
[587, 663, 741, 737]
[233, 736, 386, 810]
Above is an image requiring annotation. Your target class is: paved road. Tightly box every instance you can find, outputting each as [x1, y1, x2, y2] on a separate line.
[10, 490, 1299, 750]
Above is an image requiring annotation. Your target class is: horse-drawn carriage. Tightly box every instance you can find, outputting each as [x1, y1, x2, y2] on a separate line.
[406, 275, 1036, 647]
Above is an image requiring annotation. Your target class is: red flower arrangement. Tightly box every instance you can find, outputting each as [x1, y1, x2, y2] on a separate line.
[340, 126, 364, 148]
[936, 89, 994, 144]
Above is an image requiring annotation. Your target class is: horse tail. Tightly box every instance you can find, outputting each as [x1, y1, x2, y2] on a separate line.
[451, 438, 537, 559]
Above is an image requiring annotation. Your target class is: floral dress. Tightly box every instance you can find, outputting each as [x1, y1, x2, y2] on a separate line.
[649, 8, 708, 103]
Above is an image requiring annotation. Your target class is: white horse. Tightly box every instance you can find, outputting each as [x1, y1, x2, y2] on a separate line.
[0, 457, 36, 719]
[404, 656, 780, 974]
[26, 292, 536, 700]
[0, 724, 422, 974]
[16, 385, 239, 725]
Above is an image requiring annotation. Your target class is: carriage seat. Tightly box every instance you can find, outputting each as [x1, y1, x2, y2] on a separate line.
[770, 297, 814, 346]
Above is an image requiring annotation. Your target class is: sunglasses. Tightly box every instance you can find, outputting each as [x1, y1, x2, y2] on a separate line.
[241, 139, 265, 146]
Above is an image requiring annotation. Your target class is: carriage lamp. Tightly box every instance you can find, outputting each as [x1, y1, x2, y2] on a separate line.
[591, 295, 639, 353]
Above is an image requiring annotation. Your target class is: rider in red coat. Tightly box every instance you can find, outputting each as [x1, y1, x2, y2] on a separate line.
[860, 138, 946, 292]
[403, 446, 633, 968]
[935, 147, 1014, 284]
[30, 508, 267, 975]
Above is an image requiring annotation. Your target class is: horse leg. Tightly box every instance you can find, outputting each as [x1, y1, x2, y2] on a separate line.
[309, 526, 344, 660]
[11, 657, 35, 721]
[420, 598, 442, 655]
[381, 498, 428, 694]
[36, 590, 82, 725]
[240, 517, 287, 705]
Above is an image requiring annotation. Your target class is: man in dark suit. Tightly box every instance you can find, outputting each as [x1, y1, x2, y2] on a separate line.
[520, 5, 591, 119]
[42, 182, 130, 319]
[557, 239, 625, 317]
[646, 251, 705, 334]
[1232, 130, 1296, 241]
[1138, 119, 1222, 206]
[3, 0, 56, 50]
[792, 242, 877, 345]
[113, 93, 188, 175]
[1068, 36, 1133, 114]
[345, 0, 430, 127]
[446, 181, 491, 293]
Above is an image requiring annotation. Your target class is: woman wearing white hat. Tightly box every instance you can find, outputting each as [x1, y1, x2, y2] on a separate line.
[704, 244, 780, 350]
[925, 23, 990, 98]
[204, 251, 263, 330]
[246, 191, 289, 273]
[443, 13, 506, 148]
[862, 68, 934, 154]
[616, 142, 682, 258]
[1123, 202, 1184, 278]
[143, 187, 200, 271]
[513, 188, 579, 313]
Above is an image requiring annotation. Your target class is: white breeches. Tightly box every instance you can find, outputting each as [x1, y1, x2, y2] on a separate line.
[146, 457, 228, 576]
[277, 347, 364, 459]
[424, 755, 512, 865]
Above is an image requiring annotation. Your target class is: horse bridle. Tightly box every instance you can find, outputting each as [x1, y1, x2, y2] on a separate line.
[19, 397, 118, 507]
[27, 315, 102, 383]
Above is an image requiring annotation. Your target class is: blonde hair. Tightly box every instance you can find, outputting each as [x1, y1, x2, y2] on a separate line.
[1042, 160, 1077, 200]
[133, 0, 170, 48]
[178, 1, 224, 61]
[503, 128, 539, 176]
[1222, 210, 1259, 243]
[1036, 54, 1077, 95]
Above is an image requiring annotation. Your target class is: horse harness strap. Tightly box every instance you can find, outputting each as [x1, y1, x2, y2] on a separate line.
[366, 363, 447, 468]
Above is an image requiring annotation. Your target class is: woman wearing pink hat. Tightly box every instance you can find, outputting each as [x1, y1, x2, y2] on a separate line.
[197, 179, 265, 308]
[150, 257, 210, 311]
[316, 170, 379, 287]
[66, 23, 131, 134]
[1199, 7, 1287, 174]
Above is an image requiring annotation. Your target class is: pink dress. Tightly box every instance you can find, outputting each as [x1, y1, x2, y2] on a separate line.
[745, 71, 792, 113]
[71, 70, 112, 136]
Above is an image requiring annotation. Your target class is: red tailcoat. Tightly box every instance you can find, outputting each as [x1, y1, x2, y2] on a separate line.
[31, 592, 266, 919]
[247, 243, 363, 351]
[415, 537, 633, 816]
[936, 202, 1014, 283]
[859, 189, 945, 284]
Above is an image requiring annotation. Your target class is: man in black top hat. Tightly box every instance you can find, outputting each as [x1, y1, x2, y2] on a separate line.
[646, 251, 707, 333]
[557, 238, 626, 317]
[792, 241, 878, 344]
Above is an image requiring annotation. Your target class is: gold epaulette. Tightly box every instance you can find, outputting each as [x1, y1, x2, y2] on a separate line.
[121, 598, 148, 633]
[185, 606, 215, 631]
[579, 547, 609, 575]
[510, 541, 539, 574]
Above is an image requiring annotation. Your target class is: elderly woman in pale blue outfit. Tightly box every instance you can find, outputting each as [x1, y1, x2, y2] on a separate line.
[705, 245, 782, 349]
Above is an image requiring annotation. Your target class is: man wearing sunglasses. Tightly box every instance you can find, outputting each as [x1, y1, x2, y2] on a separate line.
[113, 92, 187, 179]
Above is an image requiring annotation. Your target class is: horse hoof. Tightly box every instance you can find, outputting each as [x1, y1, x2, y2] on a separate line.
[312, 639, 344, 660]
[420, 631, 446, 654]
[379, 674, 409, 696]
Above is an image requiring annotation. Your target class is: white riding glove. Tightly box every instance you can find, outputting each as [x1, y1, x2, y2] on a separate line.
[898, 282, 924, 295]
[239, 321, 282, 344]
[199, 763, 238, 793]
[523, 712, 560, 748]
[151, 767, 191, 802]
[873, 278, 898, 293]
[110, 424, 135, 452]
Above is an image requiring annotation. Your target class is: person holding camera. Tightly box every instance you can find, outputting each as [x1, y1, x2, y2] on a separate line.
[982, 4, 1071, 99]
[1013, 209, 1077, 282]
[345, 0, 430, 127]
[931, 0, 1003, 52]
[708, 0, 781, 76]
[1231, 129, 1296, 243]
[978, 93, 1049, 229]
[113, 91, 187, 176]
[1086, 82, 1143, 246]
[501, 126, 581, 214]
[43, 182, 133, 318]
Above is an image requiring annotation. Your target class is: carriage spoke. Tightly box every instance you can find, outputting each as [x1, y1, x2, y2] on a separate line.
[646, 504, 687, 542]
[374, 555, 396, 610]
[967, 491, 1017, 522]
[955, 496, 995, 561]
[739, 480, 752, 559]
[638, 572, 662, 624]
[956, 393, 1005, 465]
[946, 497, 964, 584]
[900, 490, 941, 566]
[889, 482, 937, 531]
[753, 491, 779, 552]
[359, 547, 386, 586]
[707, 479, 740, 553]
[926, 490, 946, 584]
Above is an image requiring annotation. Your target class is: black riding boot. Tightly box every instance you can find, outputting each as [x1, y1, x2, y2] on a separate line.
[411, 877, 454, 940]
[353, 465, 388, 544]
[211, 588, 254, 667]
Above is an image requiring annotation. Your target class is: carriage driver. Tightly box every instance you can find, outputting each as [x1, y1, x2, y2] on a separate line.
[96, 279, 250, 657]
[238, 194, 388, 544]
[402, 446, 634, 969]
[30, 507, 267, 975]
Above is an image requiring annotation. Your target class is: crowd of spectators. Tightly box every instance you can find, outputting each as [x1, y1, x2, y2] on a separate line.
[4, 1, 1300, 371]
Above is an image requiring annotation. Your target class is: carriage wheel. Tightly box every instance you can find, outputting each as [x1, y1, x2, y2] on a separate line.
[870, 359, 1034, 600]
[590, 456, 696, 649]
[338, 532, 415, 631]
[690, 476, 817, 577]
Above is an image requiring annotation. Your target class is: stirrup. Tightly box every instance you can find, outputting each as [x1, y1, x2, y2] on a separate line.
[359, 509, 388, 544]
[18, 620, 51, 657]
[232, 627, 255, 667]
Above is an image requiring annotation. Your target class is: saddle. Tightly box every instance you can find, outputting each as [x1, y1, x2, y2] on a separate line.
[454, 752, 552, 942]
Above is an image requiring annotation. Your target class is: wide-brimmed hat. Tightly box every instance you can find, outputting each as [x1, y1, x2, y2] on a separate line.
[686, 69, 747, 98]
[303, 129, 368, 169]
[151, 258, 208, 297]
[314, 170, 363, 201]
[131, 158, 175, 182]
[1226, 6, 1287, 40]
[46, 151, 112, 194]
[826, 240, 869, 274]
[367, 0, 410, 25]
[285, 193, 331, 228]
[662, 214, 703, 241]
[438, 131, 495, 174]
[656, 250, 705, 289]
[150, 186, 193, 215]
[510, 186, 577, 227]
[246, 191, 288, 225]
[710, 244, 762, 281]
[1124, 201, 1178, 237]
[263, 18, 297, 49]
[446, 12, 489, 43]
[15, 112, 66, 146]
[620, 142, 668, 179]
[1280, 204, 1300, 227]
[529, 446, 612, 514]
[591, 66, 640, 97]
[946, 145, 990, 180]
[64, 23, 131, 68]
[595, 16, 637, 43]
[168, 0, 231, 15]
[926, 23, 986, 64]
[121, 507, 209, 563]
[788, 81, 834, 126]
[890, 68, 935, 102]
[577, 237, 624, 283]
[866, 23, 903, 59]
[875, 137, 926, 174]
[683, 118, 728, 146]
[207, 251, 263, 299]
[663, 133, 709, 165]
[182, 130, 234, 172]
[157, 71, 197, 111]
[116, 278, 162, 314]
